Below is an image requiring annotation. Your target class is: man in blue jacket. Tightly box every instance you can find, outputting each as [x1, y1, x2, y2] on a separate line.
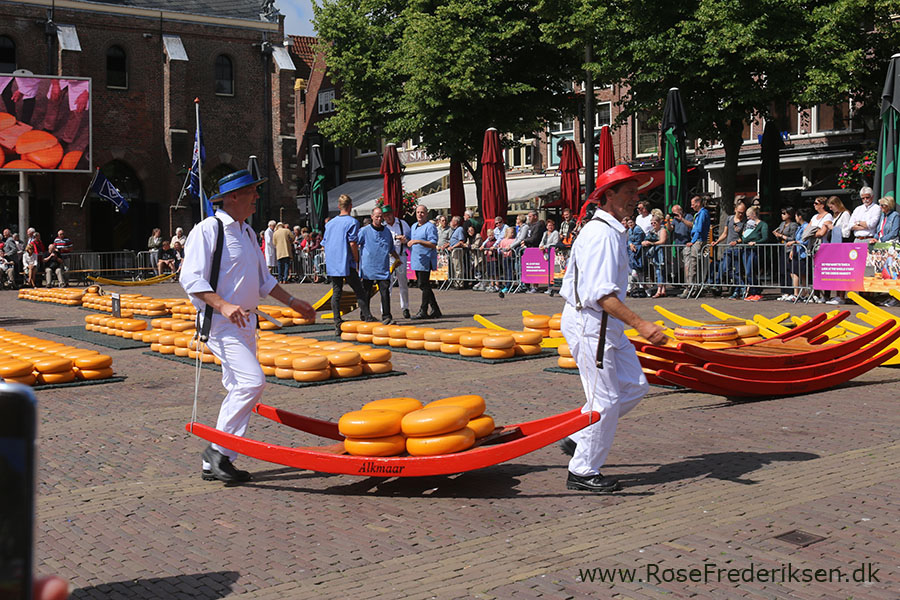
[323, 194, 375, 334]
[358, 207, 399, 324]
[681, 195, 710, 298]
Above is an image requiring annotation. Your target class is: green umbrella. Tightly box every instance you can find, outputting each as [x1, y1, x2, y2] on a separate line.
[661, 88, 688, 214]
[759, 121, 785, 220]
[874, 53, 900, 201]
[309, 144, 327, 233]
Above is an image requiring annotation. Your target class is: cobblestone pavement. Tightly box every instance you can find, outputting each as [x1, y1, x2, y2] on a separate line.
[5, 282, 898, 599]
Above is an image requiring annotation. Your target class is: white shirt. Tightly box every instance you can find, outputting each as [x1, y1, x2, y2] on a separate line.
[385, 217, 411, 256]
[263, 227, 276, 266]
[560, 208, 628, 339]
[635, 213, 653, 235]
[849, 202, 881, 238]
[833, 210, 851, 241]
[180, 209, 277, 329]
[809, 212, 833, 232]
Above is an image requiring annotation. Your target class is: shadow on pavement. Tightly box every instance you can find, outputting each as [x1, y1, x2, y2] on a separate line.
[71, 571, 240, 599]
[0, 316, 53, 327]
[614, 450, 820, 486]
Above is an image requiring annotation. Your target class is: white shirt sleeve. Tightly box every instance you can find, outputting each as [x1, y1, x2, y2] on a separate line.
[179, 220, 216, 296]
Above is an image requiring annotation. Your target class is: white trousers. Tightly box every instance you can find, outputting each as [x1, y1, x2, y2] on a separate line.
[391, 258, 409, 311]
[562, 304, 648, 476]
[201, 318, 266, 466]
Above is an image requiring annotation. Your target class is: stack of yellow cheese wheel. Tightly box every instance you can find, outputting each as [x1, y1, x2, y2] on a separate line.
[547, 313, 564, 338]
[17, 287, 84, 305]
[339, 397, 423, 456]
[557, 343, 577, 369]
[522, 314, 552, 339]
[346, 323, 541, 360]
[671, 321, 763, 348]
[253, 332, 393, 381]
[170, 303, 198, 321]
[81, 292, 185, 317]
[0, 327, 115, 385]
[423, 395, 495, 440]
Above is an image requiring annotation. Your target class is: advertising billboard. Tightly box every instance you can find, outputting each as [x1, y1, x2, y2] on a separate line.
[0, 74, 91, 173]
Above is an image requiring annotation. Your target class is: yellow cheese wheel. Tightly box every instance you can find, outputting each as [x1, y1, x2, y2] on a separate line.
[738, 335, 765, 345]
[423, 341, 444, 352]
[467, 415, 496, 439]
[458, 333, 487, 348]
[358, 348, 391, 362]
[328, 351, 361, 367]
[523, 326, 551, 337]
[119, 319, 147, 332]
[341, 332, 359, 341]
[274, 367, 295, 379]
[37, 371, 76, 385]
[352, 332, 372, 343]
[439, 331, 462, 343]
[150, 343, 161, 352]
[458, 345, 483, 357]
[259, 320, 280, 330]
[387, 338, 407, 348]
[372, 325, 392, 337]
[33, 357, 73, 374]
[257, 349, 282, 366]
[0, 359, 35, 378]
[388, 326, 408, 339]
[4, 373, 37, 386]
[158, 332, 178, 345]
[425, 395, 485, 419]
[142, 331, 164, 343]
[331, 364, 363, 378]
[558, 343, 572, 358]
[261, 365, 276, 376]
[292, 317, 315, 326]
[699, 340, 739, 349]
[169, 321, 195, 332]
[510, 331, 543, 344]
[372, 336, 391, 346]
[405, 340, 426, 350]
[515, 344, 542, 356]
[292, 369, 330, 382]
[339, 409, 403, 437]
[362, 397, 422, 414]
[343, 434, 407, 457]
[174, 347, 190, 357]
[483, 335, 514, 349]
[481, 347, 515, 359]
[549, 330, 565, 338]
[523, 314, 551, 328]
[558, 356, 577, 369]
[548, 317, 562, 330]
[292, 355, 329, 370]
[341, 321, 365, 332]
[440, 343, 460, 354]
[272, 354, 299, 368]
[173, 334, 192, 348]
[356, 322, 378, 334]
[159, 344, 176, 355]
[423, 330, 445, 342]
[401, 405, 469, 437]
[404, 328, 431, 341]
[75, 367, 113, 380]
[406, 427, 476, 456]
[673, 326, 738, 342]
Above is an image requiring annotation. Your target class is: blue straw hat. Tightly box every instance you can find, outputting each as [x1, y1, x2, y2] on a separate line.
[210, 169, 267, 202]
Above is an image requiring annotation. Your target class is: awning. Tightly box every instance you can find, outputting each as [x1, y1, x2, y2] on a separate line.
[328, 169, 449, 216]
[417, 174, 578, 211]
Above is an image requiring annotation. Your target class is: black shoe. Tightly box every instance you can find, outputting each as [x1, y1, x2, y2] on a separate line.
[428, 308, 442, 319]
[410, 311, 428, 320]
[201, 469, 217, 481]
[402, 309, 411, 319]
[202, 445, 251, 483]
[566, 472, 620, 493]
[559, 437, 577, 457]
[381, 316, 394, 325]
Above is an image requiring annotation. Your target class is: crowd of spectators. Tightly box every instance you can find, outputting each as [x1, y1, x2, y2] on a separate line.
[2, 227, 72, 289]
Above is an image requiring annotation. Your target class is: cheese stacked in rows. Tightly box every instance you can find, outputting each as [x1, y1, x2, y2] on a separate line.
[0, 327, 115, 385]
[339, 322, 543, 360]
[339, 395, 497, 457]
[81, 292, 186, 316]
[18, 287, 84, 306]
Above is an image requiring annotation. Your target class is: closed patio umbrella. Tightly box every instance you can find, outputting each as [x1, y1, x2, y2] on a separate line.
[759, 121, 785, 219]
[380, 143, 404, 216]
[596, 125, 615, 185]
[449, 160, 465, 218]
[309, 144, 327, 233]
[874, 53, 900, 202]
[559, 139, 583, 215]
[661, 87, 688, 214]
[479, 128, 508, 238]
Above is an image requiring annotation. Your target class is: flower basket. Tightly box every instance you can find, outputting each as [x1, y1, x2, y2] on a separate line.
[838, 151, 877, 189]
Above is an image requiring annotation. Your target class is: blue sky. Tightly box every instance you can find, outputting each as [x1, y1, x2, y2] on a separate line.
[279, 0, 317, 37]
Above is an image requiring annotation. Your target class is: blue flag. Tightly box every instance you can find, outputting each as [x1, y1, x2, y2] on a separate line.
[90, 171, 129, 213]
[187, 117, 215, 218]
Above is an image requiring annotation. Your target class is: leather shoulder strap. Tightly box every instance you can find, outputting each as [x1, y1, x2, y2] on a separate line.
[199, 217, 225, 342]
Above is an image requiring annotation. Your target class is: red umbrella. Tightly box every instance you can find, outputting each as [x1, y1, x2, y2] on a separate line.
[479, 128, 508, 237]
[449, 160, 465, 217]
[558, 139, 583, 214]
[595, 125, 615, 187]
[380, 143, 403, 216]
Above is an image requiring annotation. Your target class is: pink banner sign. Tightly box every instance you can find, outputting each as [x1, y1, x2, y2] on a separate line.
[520, 247, 555, 284]
[813, 243, 867, 291]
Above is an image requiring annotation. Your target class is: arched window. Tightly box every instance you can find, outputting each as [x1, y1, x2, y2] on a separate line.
[215, 55, 234, 96]
[0, 36, 15, 73]
[106, 45, 127, 89]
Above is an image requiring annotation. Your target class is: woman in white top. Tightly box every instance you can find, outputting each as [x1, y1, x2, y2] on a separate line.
[826, 196, 851, 244]
[807, 197, 834, 303]
[22, 242, 38, 288]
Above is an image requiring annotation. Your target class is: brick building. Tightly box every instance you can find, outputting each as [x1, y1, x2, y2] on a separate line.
[0, 0, 298, 252]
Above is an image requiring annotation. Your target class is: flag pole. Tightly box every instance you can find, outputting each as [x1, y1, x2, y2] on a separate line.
[195, 98, 204, 219]
[79, 168, 100, 209]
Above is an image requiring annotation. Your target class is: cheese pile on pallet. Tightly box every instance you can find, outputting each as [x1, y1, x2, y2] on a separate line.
[523, 313, 564, 339]
[338, 395, 496, 457]
[339, 322, 542, 359]
[0, 327, 115, 385]
[169, 303, 315, 328]
[81, 291, 188, 317]
[18, 287, 84, 306]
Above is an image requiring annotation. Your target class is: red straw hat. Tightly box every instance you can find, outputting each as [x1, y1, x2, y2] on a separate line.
[587, 165, 653, 203]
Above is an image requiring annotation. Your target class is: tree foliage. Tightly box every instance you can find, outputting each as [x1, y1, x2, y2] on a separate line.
[313, 0, 582, 184]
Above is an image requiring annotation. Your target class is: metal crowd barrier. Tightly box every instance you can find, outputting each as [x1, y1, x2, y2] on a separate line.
[626, 242, 816, 301]
[65, 251, 145, 283]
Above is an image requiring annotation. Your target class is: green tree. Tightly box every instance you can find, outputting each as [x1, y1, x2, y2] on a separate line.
[313, 0, 582, 205]
[541, 0, 899, 209]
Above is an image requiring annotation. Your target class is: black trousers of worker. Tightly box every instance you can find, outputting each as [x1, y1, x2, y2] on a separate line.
[415, 270, 439, 315]
[331, 271, 371, 324]
[362, 278, 392, 322]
